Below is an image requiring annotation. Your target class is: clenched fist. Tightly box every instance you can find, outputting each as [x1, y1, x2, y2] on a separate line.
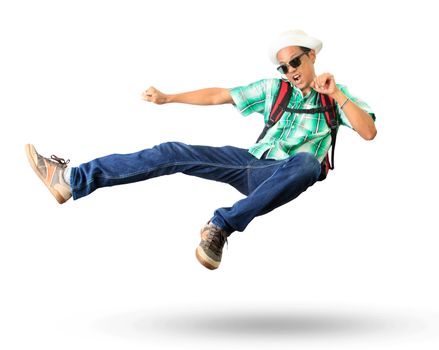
[141, 86, 168, 104]
[310, 73, 339, 97]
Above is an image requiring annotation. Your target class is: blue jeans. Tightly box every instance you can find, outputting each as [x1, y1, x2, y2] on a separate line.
[70, 142, 321, 234]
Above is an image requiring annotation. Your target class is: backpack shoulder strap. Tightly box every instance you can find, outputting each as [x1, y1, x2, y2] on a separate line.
[269, 79, 292, 124]
[319, 93, 339, 171]
[256, 80, 292, 143]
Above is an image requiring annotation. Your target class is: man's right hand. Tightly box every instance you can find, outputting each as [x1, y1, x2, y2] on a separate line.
[142, 86, 168, 104]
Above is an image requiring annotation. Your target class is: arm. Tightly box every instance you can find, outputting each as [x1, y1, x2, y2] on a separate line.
[311, 73, 377, 140]
[141, 86, 234, 106]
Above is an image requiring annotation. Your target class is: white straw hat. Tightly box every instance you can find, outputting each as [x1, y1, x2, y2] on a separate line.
[268, 29, 322, 65]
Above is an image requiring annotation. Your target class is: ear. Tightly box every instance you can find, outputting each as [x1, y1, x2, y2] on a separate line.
[308, 50, 316, 63]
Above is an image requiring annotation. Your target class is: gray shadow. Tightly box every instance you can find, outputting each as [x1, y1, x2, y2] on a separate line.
[140, 310, 416, 338]
[95, 307, 425, 340]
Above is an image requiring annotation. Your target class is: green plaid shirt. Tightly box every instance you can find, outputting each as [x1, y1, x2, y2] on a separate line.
[230, 79, 376, 162]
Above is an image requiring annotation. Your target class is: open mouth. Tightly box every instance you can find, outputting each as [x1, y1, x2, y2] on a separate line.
[292, 74, 301, 84]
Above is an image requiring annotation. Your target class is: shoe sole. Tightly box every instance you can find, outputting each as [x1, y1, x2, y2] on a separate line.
[25, 144, 67, 204]
[195, 246, 220, 270]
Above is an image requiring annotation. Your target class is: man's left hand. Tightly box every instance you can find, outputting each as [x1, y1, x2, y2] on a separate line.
[310, 73, 339, 97]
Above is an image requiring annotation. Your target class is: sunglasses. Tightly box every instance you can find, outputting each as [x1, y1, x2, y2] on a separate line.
[276, 51, 309, 75]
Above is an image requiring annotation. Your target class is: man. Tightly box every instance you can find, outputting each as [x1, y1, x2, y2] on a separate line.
[26, 30, 376, 270]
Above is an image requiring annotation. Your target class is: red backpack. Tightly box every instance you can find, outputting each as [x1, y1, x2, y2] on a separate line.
[256, 79, 339, 181]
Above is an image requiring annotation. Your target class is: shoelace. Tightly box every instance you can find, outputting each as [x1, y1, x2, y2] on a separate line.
[206, 227, 228, 255]
[50, 155, 70, 166]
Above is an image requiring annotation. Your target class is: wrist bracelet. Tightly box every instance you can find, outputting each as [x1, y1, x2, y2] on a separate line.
[340, 97, 350, 109]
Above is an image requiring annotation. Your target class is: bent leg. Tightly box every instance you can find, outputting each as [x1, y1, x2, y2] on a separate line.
[211, 152, 322, 233]
[70, 142, 254, 200]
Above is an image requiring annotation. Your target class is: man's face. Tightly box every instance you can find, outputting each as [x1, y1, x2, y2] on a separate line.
[276, 46, 316, 95]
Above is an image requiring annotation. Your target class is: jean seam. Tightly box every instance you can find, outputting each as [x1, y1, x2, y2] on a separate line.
[71, 160, 282, 192]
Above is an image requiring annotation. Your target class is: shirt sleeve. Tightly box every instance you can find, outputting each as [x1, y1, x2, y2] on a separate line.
[336, 84, 376, 129]
[229, 79, 268, 117]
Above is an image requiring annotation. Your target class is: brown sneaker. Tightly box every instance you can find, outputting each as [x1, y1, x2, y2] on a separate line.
[196, 222, 228, 270]
[25, 144, 72, 204]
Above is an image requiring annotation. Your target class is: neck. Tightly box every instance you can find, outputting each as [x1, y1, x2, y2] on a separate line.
[300, 74, 316, 96]
[301, 87, 311, 95]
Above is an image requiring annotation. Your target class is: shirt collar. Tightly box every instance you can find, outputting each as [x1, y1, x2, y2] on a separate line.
[290, 82, 316, 100]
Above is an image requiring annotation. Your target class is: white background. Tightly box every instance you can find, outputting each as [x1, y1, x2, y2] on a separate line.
[1, 0, 438, 349]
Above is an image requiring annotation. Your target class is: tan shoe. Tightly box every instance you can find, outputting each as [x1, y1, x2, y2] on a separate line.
[25, 144, 72, 204]
[196, 222, 228, 270]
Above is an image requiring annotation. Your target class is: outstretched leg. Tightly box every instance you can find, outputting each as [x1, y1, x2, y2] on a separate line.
[66, 142, 254, 200]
